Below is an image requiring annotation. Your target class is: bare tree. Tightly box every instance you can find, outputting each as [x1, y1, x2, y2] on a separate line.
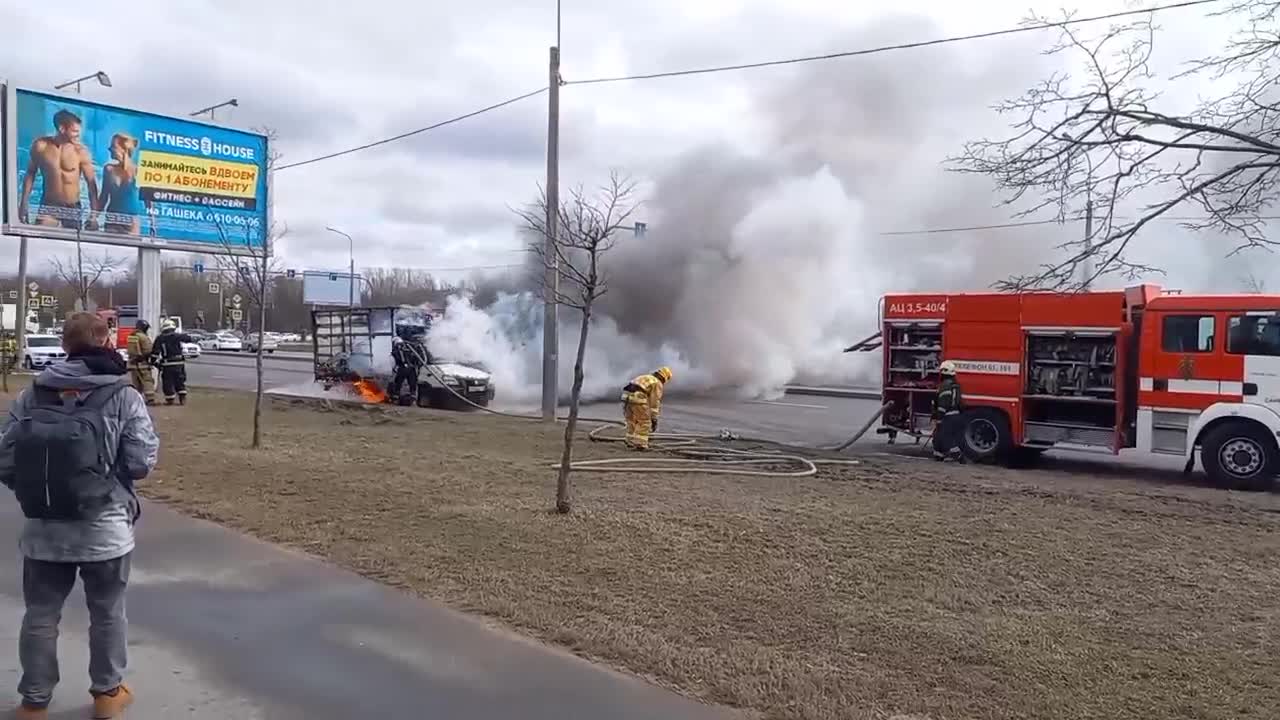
[48, 246, 124, 310]
[954, 2, 1280, 290]
[516, 172, 639, 514]
[212, 126, 283, 449]
[1241, 271, 1268, 293]
[213, 221, 283, 449]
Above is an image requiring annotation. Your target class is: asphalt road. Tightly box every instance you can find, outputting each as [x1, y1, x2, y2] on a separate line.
[184, 353, 886, 448]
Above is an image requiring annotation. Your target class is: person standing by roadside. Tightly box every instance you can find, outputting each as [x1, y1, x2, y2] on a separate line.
[0, 312, 159, 719]
[125, 320, 154, 405]
[150, 320, 193, 406]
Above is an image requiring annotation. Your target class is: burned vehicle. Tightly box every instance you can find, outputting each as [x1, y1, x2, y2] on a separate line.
[312, 305, 495, 408]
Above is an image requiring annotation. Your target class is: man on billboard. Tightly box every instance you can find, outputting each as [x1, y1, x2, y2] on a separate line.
[17, 109, 100, 231]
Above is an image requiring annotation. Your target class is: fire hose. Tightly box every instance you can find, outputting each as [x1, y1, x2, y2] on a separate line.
[404, 359, 890, 477]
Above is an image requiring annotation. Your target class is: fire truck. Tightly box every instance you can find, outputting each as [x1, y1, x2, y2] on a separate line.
[850, 284, 1280, 490]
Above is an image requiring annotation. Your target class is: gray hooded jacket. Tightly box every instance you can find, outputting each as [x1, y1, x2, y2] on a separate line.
[0, 358, 159, 562]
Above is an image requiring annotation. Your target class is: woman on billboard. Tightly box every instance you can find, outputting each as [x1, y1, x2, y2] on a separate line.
[98, 133, 150, 235]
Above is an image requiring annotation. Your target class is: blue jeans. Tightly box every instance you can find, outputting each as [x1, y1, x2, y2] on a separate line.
[18, 554, 130, 707]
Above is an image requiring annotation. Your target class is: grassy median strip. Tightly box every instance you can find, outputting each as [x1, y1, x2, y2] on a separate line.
[9, 383, 1277, 720]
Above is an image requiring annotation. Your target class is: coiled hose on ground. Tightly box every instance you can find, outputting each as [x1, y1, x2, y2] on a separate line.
[414, 362, 890, 477]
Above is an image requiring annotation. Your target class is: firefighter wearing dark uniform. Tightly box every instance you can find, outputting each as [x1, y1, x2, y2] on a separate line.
[152, 320, 194, 405]
[389, 327, 429, 406]
[932, 360, 964, 461]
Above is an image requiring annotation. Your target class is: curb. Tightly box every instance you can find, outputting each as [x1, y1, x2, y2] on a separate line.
[201, 350, 311, 363]
[783, 385, 881, 400]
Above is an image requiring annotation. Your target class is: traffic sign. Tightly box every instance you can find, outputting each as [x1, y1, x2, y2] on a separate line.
[40, 295, 54, 307]
[208, 282, 220, 295]
[193, 262, 205, 273]
[6, 290, 15, 300]
[231, 294, 242, 304]
[27, 282, 38, 292]
[230, 309, 243, 321]
[286, 269, 296, 278]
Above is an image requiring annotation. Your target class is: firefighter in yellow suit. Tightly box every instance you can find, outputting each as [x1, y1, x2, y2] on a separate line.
[621, 366, 673, 450]
[126, 320, 156, 405]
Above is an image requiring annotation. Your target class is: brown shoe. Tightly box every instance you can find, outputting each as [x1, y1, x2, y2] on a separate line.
[14, 703, 48, 720]
[91, 684, 133, 719]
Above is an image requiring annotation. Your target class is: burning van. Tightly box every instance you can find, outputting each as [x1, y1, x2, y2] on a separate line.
[311, 305, 495, 408]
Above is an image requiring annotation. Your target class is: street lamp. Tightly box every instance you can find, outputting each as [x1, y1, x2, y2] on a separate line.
[325, 227, 355, 308]
[54, 71, 112, 94]
[190, 99, 239, 121]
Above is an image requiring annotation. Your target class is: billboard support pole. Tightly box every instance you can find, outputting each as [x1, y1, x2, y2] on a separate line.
[541, 45, 561, 422]
[137, 247, 161, 341]
[15, 237, 27, 365]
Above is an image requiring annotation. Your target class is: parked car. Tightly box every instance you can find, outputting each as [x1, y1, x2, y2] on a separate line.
[182, 340, 202, 359]
[23, 335, 66, 370]
[199, 333, 243, 351]
[243, 332, 279, 353]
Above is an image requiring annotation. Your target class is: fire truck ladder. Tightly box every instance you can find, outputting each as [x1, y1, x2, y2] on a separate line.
[843, 331, 882, 353]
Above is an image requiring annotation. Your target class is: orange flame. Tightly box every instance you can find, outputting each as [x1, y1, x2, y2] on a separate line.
[351, 379, 387, 404]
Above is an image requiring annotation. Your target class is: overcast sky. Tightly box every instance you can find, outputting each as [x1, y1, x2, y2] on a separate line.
[0, 0, 1267, 291]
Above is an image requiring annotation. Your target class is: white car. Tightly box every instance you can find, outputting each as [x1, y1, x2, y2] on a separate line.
[182, 341, 202, 359]
[23, 335, 66, 370]
[243, 332, 279, 353]
[200, 334, 243, 352]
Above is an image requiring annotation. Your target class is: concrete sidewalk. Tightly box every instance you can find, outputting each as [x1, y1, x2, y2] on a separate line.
[0, 501, 736, 720]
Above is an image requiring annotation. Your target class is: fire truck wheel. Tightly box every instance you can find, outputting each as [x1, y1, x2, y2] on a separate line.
[959, 408, 1013, 464]
[1201, 422, 1278, 491]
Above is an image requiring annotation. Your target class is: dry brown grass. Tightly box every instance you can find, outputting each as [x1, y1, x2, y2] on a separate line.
[26, 384, 1277, 720]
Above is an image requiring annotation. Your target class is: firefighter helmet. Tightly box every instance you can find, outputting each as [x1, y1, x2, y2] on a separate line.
[655, 366, 673, 383]
[938, 360, 957, 376]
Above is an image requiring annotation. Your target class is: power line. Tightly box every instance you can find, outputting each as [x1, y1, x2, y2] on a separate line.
[881, 214, 1280, 236]
[275, 87, 548, 171]
[565, 0, 1225, 86]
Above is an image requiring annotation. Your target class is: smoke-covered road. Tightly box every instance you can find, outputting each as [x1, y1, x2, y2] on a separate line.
[183, 353, 886, 447]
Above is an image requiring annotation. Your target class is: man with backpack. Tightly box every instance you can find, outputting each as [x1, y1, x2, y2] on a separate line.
[0, 312, 159, 719]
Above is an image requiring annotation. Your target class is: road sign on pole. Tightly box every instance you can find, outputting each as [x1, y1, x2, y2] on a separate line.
[230, 309, 243, 322]
[193, 262, 205, 273]
[209, 282, 220, 294]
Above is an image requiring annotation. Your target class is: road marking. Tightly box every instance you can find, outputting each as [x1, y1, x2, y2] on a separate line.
[747, 400, 828, 409]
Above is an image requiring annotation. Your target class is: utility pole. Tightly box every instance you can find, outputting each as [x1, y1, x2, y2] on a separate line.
[541, 45, 561, 422]
[15, 238, 27, 367]
[1081, 197, 1094, 291]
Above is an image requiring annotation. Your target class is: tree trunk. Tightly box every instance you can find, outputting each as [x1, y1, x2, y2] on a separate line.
[252, 263, 268, 449]
[556, 302, 592, 514]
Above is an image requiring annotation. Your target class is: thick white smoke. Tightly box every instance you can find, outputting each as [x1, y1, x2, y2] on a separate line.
[424, 17, 1060, 402]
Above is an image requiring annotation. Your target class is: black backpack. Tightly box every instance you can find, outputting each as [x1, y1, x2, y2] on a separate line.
[11, 383, 127, 521]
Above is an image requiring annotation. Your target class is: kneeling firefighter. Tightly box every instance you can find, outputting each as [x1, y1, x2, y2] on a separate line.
[152, 320, 194, 405]
[389, 327, 429, 405]
[621, 366, 673, 451]
[126, 320, 155, 405]
[932, 360, 964, 461]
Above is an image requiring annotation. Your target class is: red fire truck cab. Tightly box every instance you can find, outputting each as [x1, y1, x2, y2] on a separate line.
[871, 284, 1280, 490]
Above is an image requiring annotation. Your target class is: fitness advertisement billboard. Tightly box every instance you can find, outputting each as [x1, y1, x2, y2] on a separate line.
[2, 85, 270, 255]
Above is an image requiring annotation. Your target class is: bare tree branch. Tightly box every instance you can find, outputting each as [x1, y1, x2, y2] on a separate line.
[513, 170, 640, 514]
[952, 2, 1280, 290]
[48, 248, 124, 310]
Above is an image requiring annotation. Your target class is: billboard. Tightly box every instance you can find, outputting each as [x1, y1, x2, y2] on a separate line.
[302, 271, 358, 306]
[2, 85, 269, 256]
